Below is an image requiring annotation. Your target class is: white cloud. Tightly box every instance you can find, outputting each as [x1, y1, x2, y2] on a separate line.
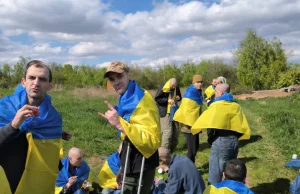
[95, 62, 111, 68]
[0, 0, 300, 65]
[33, 43, 62, 54]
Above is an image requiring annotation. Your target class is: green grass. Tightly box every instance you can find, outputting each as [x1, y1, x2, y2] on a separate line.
[1, 89, 300, 194]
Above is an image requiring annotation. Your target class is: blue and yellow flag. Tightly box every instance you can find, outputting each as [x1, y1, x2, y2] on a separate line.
[204, 85, 215, 101]
[162, 79, 177, 114]
[173, 85, 202, 126]
[98, 151, 120, 189]
[204, 180, 254, 194]
[191, 93, 251, 140]
[118, 80, 160, 158]
[0, 84, 62, 194]
[0, 166, 12, 194]
[55, 157, 93, 194]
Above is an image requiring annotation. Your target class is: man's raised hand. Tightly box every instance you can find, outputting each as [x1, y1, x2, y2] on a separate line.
[11, 105, 39, 129]
[98, 101, 124, 132]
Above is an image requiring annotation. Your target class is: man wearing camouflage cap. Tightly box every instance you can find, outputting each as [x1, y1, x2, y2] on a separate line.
[98, 62, 161, 194]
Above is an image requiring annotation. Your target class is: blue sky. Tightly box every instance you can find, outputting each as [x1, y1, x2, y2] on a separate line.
[0, 0, 300, 67]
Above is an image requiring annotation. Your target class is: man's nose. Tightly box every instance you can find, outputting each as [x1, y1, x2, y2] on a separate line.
[33, 78, 40, 85]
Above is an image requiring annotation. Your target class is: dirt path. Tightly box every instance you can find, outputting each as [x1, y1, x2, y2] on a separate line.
[235, 89, 296, 100]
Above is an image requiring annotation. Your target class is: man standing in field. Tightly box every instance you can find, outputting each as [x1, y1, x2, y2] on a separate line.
[0, 60, 63, 194]
[173, 75, 204, 163]
[155, 78, 182, 153]
[98, 62, 161, 194]
[191, 83, 251, 185]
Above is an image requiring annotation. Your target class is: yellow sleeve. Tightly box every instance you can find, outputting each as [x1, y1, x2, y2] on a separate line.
[119, 92, 161, 158]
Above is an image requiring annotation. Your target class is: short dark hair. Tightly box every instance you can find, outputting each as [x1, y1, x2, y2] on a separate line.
[224, 159, 247, 182]
[24, 60, 52, 82]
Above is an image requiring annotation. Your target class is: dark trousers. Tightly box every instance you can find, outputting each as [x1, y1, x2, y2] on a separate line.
[123, 168, 156, 194]
[184, 126, 199, 163]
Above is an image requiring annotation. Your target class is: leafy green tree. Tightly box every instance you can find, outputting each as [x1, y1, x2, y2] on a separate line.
[236, 30, 287, 89]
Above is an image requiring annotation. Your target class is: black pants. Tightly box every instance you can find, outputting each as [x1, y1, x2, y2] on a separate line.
[184, 129, 199, 163]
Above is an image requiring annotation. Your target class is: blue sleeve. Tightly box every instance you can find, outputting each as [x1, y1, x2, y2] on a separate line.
[291, 175, 300, 194]
[158, 168, 182, 194]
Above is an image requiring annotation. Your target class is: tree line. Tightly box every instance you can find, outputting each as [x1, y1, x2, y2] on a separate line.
[0, 30, 299, 93]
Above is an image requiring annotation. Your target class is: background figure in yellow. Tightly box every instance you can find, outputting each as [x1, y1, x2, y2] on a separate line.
[204, 159, 254, 194]
[55, 147, 93, 194]
[98, 62, 161, 194]
[0, 60, 63, 194]
[191, 83, 251, 185]
[173, 75, 204, 163]
[98, 144, 122, 194]
[155, 78, 182, 153]
[204, 79, 217, 107]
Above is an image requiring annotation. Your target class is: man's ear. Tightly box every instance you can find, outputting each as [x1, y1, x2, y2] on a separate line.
[21, 78, 26, 87]
[222, 172, 226, 180]
[128, 72, 132, 78]
[48, 83, 53, 91]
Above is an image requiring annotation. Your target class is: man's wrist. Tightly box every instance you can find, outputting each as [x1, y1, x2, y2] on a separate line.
[10, 122, 19, 130]
[116, 123, 124, 131]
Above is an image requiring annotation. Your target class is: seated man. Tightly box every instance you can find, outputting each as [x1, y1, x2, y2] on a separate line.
[154, 147, 206, 194]
[55, 147, 93, 194]
[98, 144, 122, 194]
[204, 159, 254, 194]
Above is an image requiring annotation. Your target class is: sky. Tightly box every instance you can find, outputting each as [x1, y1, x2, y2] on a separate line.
[0, 0, 300, 67]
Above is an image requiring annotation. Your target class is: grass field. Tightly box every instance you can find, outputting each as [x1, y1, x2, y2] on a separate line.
[1, 88, 299, 194]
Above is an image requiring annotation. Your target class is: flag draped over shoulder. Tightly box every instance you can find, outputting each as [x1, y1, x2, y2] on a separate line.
[0, 166, 12, 194]
[0, 84, 62, 194]
[204, 85, 215, 101]
[98, 151, 120, 189]
[118, 80, 160, 158]
[204, 180, 254, 194]
[191, 93, 251, 140]
[173, 85, 202, 126]
[162, 79, 177, 114]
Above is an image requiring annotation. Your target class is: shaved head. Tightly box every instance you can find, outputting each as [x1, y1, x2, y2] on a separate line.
[169, 78, 177, 89]
[68, 147, 84, 167]
[68, 147, 83, 157]
[215, 83, 230, 98]
[216, 76, 226, 84]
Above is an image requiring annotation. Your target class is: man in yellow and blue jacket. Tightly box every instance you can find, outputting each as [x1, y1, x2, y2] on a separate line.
[0, 60, 62, 194]
[98, 144, 122, 194]
[192, 83, 251, 185]
[98, 62, 161, 194]
[155, 78, 182, 153]
[173, 75, 203, 163]
[204, 159, 253, 194]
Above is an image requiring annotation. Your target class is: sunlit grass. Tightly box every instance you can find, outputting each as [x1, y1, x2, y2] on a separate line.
[1, 88, 300, 194]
